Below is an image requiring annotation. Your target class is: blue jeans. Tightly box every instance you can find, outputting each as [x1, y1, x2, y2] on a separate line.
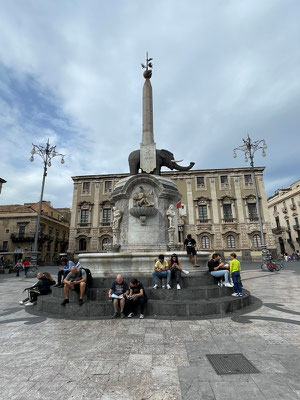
[152, 270, 171, 285]
[232, 271, 242, 294]
[211, 270, 229, 284]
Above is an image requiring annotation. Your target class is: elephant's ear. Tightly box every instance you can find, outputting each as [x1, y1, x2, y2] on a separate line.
[160, 149, 171, 159]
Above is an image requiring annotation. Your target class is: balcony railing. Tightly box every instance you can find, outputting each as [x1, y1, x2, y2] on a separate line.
[272, 227, 285, 234]
[222, 218, 236, 223]
[248, 215, 259, 222]
[10, 232, 51, 243]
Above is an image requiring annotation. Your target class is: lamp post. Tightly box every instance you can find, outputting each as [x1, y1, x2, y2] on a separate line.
[233, 134, 268, 264]
[29, 139, 65, 272]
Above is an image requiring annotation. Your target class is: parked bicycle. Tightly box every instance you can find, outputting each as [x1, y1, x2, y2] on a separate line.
[261, 259, 281, 272]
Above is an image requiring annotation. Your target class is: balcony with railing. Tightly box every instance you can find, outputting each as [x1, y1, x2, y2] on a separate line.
[248, 214, 259, 222]
[10, 232, 51, 243]
[272, 226, 285, 234]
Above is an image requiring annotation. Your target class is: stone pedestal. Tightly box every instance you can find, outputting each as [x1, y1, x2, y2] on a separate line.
[110, 174, 181, 252]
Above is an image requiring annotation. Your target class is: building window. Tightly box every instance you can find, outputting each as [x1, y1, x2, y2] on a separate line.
[79, 238, 87, 251]
[286, 219, 290, 230]
[201, 236, 210, 249]
[223, 204, 233, 221]
[2, 241, 8, 251]
[80, 209, 89, 224]
[244, 174, 253, 185]
[56, 230, 59, 241]
[5, 228, 10, 234]
[82, 182, 90, 194]
[104, 181, 112, 193]
[198, 205, 208, 222]
[102, 237, 110, 250]
[291, 198, 295, 206]
[248, 203, 258, 221]
[275, 217, 280, 229]
[196, 176, 205, 187]
[102, 208, 111, 225]
[227, 235, 235, 248]
[253, 234, 261, 248]
[295, 217, 299, 228]
[18, 225, 25, 238]
[274, 205, 277, 212]
[220, 175, 229, 187]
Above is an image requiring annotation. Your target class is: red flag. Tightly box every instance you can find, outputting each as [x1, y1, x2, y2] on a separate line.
[176, 201, 182, 209]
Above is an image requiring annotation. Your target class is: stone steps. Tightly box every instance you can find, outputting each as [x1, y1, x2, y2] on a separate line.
[35, 271, 250, 319]
[36, 292, 250, 318]
[50, 285, 233, 301]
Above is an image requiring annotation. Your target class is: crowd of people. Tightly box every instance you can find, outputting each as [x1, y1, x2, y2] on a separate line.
[19, 233, 298, 315]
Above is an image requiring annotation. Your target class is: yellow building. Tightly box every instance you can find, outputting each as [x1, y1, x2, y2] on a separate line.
[267, 179, 300, 255]
[69, 167, 276, 261]
[0, 201, 70, 264]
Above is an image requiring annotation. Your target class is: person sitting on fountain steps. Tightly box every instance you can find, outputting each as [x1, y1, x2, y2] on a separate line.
[108, 274, 130, 318]
[127, 278, 147, 319]
[208, 253, 233, 287]
[61, 266, 87, 306]
[152, 254, 171, 289]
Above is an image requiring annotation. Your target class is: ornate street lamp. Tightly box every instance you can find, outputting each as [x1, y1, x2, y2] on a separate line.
[29, 139, 65, 273]
[233, 134, 268, 264]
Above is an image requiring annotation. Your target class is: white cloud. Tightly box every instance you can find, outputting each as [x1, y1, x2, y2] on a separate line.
[0, 0, 300, 207]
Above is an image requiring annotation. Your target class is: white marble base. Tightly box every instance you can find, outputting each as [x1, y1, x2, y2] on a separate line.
[78, 250, 210, 277]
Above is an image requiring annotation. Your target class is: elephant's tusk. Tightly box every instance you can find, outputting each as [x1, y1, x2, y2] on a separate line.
[171, 159, 184, 163]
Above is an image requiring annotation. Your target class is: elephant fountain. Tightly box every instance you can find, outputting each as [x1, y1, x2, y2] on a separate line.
[128, 149, 195, 175]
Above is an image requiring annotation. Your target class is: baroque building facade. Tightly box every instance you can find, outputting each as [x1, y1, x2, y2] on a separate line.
[267, 179, 300, 255]
[0, 201, 70, 264]
[69, 167, 276, 261]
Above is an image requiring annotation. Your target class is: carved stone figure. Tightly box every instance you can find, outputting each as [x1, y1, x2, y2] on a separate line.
[112, 207, 122, 229]
[132, 186, 154, 207]
[128, 148, 195, 175]
[166, 204, 175, 229]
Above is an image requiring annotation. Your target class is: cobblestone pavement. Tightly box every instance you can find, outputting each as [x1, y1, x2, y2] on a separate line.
[0, 263, 300, 399]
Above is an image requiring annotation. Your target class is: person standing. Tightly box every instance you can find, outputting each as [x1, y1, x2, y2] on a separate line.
[15, 260, 23, 277]
[152, 254, 171, 289]
[23, 259, 31, 276]
[183, 234, 198, 266]
[229, 253, 242, 297]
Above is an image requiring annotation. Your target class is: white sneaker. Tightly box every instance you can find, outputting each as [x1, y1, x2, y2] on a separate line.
[128, 312, 134, 318]
[231, 293, 239, 297]
[153, 284, 158, 289]
[182, 270, 190, 275]
[239, 293, 243, 297]
[25, 301, 35, 306]
[19, 300, 24, 305]
[225, 283, 234, 287]
[162, 285, 166, 289]
[177, 283, 181, 290]
[166, 284, 171, 290]
[139, 314, 144, 319]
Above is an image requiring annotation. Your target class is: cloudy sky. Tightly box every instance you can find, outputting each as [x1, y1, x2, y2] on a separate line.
[0, 0, 299, 208]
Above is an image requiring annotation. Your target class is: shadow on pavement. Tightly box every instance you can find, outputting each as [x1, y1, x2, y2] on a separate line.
[0, 306, 47, 325]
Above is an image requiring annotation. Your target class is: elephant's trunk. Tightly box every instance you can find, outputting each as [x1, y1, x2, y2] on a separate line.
[172, 161, 195, 171]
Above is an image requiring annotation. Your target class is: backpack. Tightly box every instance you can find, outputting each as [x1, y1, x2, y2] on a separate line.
[80, 268, 93, 287]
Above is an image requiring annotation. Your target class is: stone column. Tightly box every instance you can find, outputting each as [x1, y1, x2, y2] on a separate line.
[140, 78, 156, 173]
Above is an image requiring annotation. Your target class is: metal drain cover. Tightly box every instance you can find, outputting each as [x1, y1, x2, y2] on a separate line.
[206, 353, 260, 375]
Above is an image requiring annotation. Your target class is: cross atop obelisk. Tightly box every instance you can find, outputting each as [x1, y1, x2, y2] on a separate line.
[140, 52, 157, 173]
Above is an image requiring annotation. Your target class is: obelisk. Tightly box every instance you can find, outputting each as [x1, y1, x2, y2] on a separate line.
[140, 53, 157, 173]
